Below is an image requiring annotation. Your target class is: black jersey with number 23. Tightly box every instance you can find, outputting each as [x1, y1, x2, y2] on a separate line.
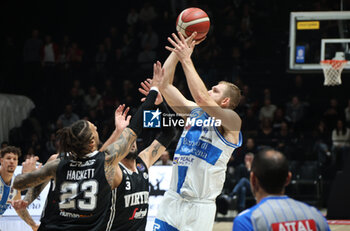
[39, 151, 111, 231]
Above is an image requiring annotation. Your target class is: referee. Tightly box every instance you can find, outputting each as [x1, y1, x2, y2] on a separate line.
[232, 148, 330, 231]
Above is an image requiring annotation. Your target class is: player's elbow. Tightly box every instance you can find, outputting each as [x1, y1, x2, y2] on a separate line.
[13, 178, 25, 191]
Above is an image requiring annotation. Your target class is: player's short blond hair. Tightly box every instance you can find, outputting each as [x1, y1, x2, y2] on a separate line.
[219, 81, 241, 110]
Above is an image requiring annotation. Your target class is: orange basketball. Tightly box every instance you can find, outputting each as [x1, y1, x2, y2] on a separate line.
[176, 7, 210, 40]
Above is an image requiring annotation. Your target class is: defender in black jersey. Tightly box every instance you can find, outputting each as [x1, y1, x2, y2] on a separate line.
[12, 62, 164, 231]
[103, 78, 177, 231]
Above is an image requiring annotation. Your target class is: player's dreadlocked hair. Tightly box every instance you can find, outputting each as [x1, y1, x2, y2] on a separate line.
[56, 120, 94, 158]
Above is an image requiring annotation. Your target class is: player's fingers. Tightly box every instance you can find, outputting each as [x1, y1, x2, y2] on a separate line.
[38, 163, 42, 169]
[115, 104, 123, 114]
[141, 97, 146, 102]
[123, 107, 130, 117]
[167, 37, 181, 50]
[126, 115, 132, 123]
[143, 81, 150, 90]
[138, 88, 149, 96]
[140, 82, 149, 91]
[172, 32, 182, 45]
[153, 63, 156, 78]
[191, 40, 196, 48]
[144, 80, 151, 88]
[165, 46, 175, 52]
[178, 31, 188, 44]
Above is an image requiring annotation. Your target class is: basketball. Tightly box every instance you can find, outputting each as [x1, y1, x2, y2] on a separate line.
[176, 7, 210, 40]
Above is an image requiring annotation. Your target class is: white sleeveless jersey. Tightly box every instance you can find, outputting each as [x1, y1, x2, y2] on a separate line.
[169, 108, 242, 201]
[0, 174, 17, 216]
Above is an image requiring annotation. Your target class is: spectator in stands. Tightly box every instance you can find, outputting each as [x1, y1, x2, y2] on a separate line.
[255, 118, 276, 148]
[154, 150, 173, 166]
[241, 108, 259, 136]
[259, 98, 277, 121]
[323, 98, 343, 129]
[84, 86, 102, 110]
[137, 42, 157, 72]
[331, 119, 350, 171]
[57, 104, 80, 128]
[141, 24, 159, 51]
[285, 95, 306, 125]
[67, 87, 85, 116]
[312, 120, 331, 168]
[272, 107, 285, 131]
[23, 29, 42, 64]
[275, 121, 293, 156]
[72, 79, 85, 96]
[139, 2, 157, 25]
[41, 35, 59, 66]
[126, 8, 139, 26]
[229, 153, 254, 213]
[235, 137, 257, 166]
[67, 42, 83, 65]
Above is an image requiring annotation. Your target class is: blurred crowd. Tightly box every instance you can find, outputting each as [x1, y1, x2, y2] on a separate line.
[1, 0, 348, 210]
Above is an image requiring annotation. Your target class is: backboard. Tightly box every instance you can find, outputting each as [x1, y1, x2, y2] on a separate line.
[288, 11, 350, 72]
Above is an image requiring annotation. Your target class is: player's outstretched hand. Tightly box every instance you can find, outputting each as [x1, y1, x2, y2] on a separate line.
[114, 104, 131, 132]
[166, 32, 197, 62]
[138, 78, 163, 105]
[22, 156, 41, 174]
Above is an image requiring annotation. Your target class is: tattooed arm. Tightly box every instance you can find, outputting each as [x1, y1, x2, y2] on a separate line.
[13, 158, 59, 191]
[13, 191, 39, 231]
[139, 140, 167, 169]
[104, 127, 137, 189]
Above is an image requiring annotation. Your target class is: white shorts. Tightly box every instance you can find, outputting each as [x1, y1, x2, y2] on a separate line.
[154, 190, 216, 231]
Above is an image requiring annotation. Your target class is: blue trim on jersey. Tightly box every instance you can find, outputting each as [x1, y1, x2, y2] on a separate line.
[0, 176, 11, 215]
[233, 209, 254, 231]
[176, 166, 188, 193]
[153, 218, 179, 231]
[213, 126, 242, 148]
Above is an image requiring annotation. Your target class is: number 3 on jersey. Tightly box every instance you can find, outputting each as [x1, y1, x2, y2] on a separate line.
[126, 181, 131, 190]
[59, 180, 98, 211]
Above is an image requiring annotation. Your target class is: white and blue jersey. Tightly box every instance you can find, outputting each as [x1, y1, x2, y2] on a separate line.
[233, 196, 330, 231]
[170, 107, 242, 200]
[0, 175, 17, 216]
[153, 108, 242, 230]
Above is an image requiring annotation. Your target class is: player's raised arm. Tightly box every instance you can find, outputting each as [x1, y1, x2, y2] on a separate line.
[138, 74, 178, 168]
[13, 158, 59, 190]
[166, 32, 242, 132]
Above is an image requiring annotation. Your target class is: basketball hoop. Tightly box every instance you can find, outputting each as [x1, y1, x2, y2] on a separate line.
[320, 60, 347, 86]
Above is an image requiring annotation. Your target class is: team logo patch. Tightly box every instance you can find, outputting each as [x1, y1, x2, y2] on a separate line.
[137, 163, 145, 171]
[143, 109, 161, 128]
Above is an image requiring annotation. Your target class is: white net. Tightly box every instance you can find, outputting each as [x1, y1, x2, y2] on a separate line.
[320, 60, 347, 86]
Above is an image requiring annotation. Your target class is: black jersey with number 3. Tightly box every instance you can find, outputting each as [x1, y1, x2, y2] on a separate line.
[105, 157, 149, 231]
[38, 151, 111, 231]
